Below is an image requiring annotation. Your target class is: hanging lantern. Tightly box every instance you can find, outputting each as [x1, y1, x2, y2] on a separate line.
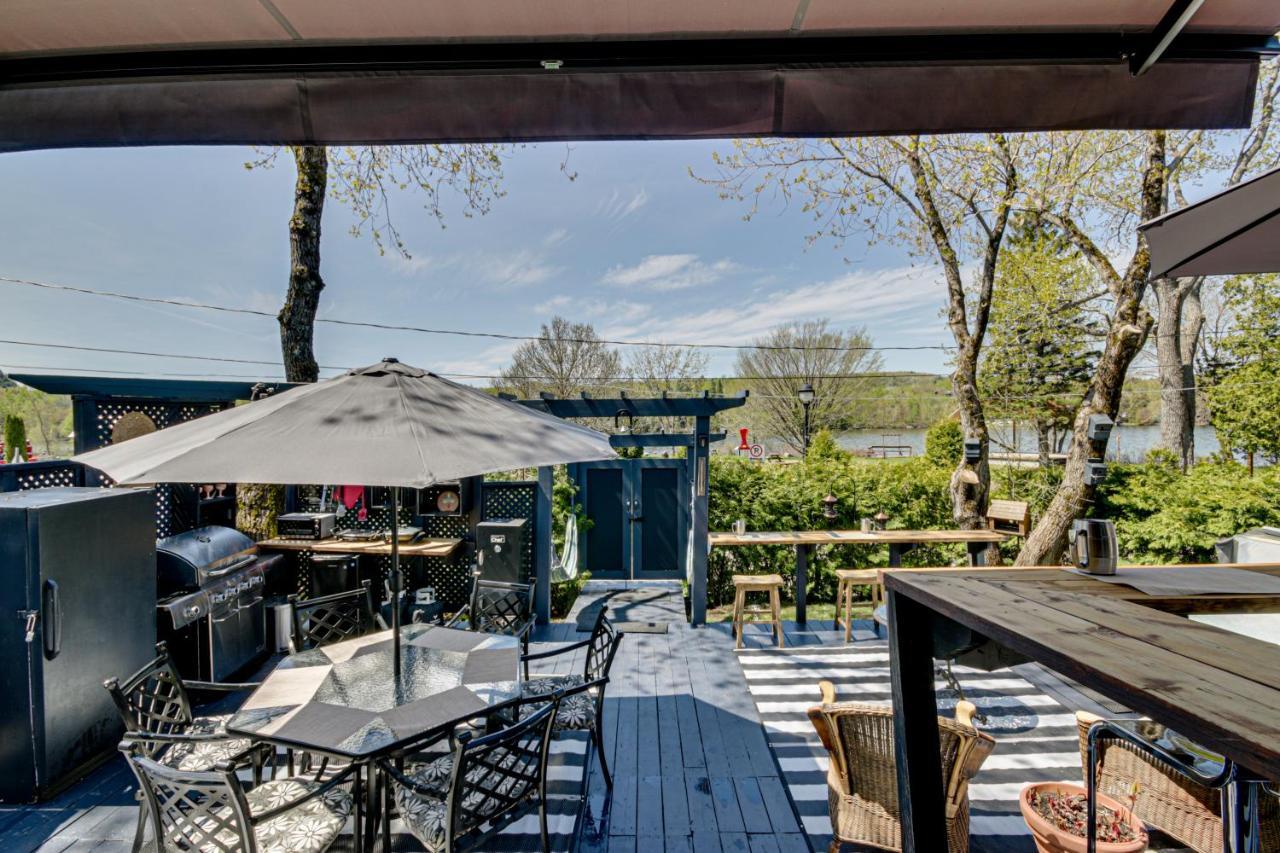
[822, 492, 839, 523]
[738, 427, 751, 453]
[874, 510, 890, 531]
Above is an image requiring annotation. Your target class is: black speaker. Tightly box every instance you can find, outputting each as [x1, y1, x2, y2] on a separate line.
[476, 518, 527, 584]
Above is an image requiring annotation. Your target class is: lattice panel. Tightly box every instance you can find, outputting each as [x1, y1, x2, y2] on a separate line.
[15, 464, 81, 490]
[482, 482, 537, 584]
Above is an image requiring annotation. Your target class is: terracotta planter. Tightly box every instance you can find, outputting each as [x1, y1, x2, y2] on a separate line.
[1019, 782, 1148, 853]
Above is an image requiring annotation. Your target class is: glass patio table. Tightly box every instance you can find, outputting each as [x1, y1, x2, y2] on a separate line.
[226, 623, 521, 760]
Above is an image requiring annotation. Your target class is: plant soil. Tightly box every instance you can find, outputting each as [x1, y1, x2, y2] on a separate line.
[1029, 790, 1140, 844]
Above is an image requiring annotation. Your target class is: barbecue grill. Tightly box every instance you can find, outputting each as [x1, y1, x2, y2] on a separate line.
[155, 526, 281, 682]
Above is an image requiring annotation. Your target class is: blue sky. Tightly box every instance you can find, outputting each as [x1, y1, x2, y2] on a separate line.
[1, 142, 952, 384]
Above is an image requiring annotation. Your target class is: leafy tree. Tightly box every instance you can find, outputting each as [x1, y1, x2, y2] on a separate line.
[702, 134, 1018, 527]
[805, 429, 847, 462]
[248, 145, 511, 383]
[4, 413, 27, 462]
[499, 316, 622, 399]
[735, 320, 883, 455]
[980, 228, 1099, 465]
[1206, 274, 1280, 468]
[924, 418, 963, 468]
[1014, 130, 1168, 563]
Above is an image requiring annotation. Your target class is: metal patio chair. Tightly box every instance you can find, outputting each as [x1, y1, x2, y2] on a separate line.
[289, 579, 384, 652]
[104, 642, 269, 852]
[377, 694, 560, 852]
[121, 738, 358, 853]
[447, 577, 535, 657]
[520, 604, 624, 788]
[808, 680, 995, 853]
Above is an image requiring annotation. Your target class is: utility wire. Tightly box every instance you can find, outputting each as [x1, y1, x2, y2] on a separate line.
[0, 275, 950, 353]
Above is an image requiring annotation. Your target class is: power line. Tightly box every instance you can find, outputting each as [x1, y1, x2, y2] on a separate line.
[0, 275, 951, 353]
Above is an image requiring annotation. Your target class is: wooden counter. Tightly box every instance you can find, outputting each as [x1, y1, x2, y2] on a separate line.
[258, 536, 464, 558]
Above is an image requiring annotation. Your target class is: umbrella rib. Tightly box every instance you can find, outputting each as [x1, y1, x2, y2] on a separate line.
[394, 372, 434, 488]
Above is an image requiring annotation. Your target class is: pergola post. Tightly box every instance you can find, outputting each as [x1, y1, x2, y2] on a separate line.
[534, 465, 553, 624]
[690, 414, 711, 626]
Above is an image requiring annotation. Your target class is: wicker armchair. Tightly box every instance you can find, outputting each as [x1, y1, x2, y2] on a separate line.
[1076, 711, 1280, 853]
[807, 681, 995, 853]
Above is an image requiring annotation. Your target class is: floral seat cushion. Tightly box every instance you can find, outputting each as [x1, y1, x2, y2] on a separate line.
[392, 751, 530, 851]
[247, 778, 353, 853]
[520, 675, 596, 731]
[157, 714, 255, 771]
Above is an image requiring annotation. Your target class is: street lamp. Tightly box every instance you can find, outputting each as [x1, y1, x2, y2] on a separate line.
[797, 383, 816, 456]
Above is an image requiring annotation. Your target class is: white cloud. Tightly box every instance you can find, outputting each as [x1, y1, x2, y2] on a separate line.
[389, 248, 560, 288]
[543, 227, 570, 248]
[602, 253, 739, 291]
[603, 266, 947, 347]
[595, 187, 649, 221]
[535, 294, 652, 324]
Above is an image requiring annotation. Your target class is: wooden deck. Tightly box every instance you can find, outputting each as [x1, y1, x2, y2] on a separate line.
[0, 585, 814, 853]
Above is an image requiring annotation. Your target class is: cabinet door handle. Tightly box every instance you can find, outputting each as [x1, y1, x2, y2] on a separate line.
[42, 579, 61, 660]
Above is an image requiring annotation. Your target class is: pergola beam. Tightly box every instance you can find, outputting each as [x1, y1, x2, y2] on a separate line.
[516, 392, 747, 419]
[1131, 0, 1208, 75]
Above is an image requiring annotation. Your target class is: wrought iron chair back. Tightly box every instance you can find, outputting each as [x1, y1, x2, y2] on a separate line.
[581, 607, 622, 685]
[104, 642, 195, 758]
[290, 579, 381, 651]
[470, 580, 533, 637]
[448, 697, 557, 845]
[122, 742, 255, 853]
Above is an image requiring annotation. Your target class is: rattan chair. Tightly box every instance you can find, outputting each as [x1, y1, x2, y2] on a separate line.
[807, 680, 995, 853]
[1076, 711, 1280, 853]
[520, 605, 624, 787]
[377, 694, 560, 852]
[289, 580, 384, 652]
[122, 739, 358, 853]
[447, 577, 535, 656]
[105, 642, 268, 852]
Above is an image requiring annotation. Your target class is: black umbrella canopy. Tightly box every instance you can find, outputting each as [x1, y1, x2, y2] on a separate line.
[1141, 165, 1280, 278]
[73, 359, 617, 486]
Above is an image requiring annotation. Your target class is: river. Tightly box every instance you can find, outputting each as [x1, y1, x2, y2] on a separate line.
[836, 423, 1223, 463]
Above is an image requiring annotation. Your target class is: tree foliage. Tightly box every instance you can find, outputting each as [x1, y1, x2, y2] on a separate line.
[499, 316, 623, 399]
[735, 320, 882, 453]
[1206, 274, 1280, 462]
[627, 344, 710, 433]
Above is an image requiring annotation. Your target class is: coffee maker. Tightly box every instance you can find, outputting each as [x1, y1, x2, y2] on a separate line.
[1067, 519, 1119, 575]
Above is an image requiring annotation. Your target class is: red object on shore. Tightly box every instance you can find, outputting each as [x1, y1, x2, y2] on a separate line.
[738, 428, 751, 452]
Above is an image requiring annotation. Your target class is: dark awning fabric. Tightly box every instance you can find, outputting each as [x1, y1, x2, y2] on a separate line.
[1141, 164, 1280, 277]
[1, 0, 1278, 150]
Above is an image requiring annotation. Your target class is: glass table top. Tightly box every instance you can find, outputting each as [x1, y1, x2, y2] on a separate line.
[227, 624, 520, 758]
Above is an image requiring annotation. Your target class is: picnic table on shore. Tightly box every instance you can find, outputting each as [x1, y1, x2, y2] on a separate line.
[709, 528, 1009, 623]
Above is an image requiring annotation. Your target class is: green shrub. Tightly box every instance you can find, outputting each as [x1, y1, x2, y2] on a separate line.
[3, 414, 26, 462]
[551, 571, 591, 619]
[924, 418, 963, 467]
[806, 428, 847, 461]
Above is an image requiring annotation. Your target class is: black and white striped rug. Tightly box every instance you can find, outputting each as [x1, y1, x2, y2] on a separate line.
[737, 642, 1081, 853]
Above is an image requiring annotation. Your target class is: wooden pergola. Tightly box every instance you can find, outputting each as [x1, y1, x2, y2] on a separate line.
[515, 390, 748, 624]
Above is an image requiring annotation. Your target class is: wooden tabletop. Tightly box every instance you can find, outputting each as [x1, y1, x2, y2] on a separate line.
[709, 528, 1009, 546]
[885, 564, 1280, 779]
[258, 536, 464, 558]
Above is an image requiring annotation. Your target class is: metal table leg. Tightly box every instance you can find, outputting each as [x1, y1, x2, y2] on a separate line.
[794, 543, 810, 624]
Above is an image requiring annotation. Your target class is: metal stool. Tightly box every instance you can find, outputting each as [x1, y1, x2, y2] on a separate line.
[731, 574, 784, 649]
[834, 568, 882, 643]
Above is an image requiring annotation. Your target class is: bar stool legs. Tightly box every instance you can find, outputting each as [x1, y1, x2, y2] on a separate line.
[731, 574, 785, 650]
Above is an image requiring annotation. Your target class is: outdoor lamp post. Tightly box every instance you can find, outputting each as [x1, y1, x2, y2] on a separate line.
[797, 383, 816, 456]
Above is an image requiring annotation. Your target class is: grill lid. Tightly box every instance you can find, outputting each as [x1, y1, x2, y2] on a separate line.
[157, 525, 257, 591]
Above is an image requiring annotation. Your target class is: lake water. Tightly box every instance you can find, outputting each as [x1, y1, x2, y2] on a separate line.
[836, 423, 1223, 463]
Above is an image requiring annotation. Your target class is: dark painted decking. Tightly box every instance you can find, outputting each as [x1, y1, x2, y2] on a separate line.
[0, 585, 817, 853]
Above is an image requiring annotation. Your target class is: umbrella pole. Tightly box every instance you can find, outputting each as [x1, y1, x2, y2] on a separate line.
[391, 486, 402, 681]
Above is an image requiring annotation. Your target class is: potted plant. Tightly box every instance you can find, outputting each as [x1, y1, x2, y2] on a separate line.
[1019, 782, 1147, 853]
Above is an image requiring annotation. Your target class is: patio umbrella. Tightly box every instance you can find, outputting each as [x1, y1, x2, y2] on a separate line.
[74, 358, 616, 676]
[1140, 164, 1280, 278]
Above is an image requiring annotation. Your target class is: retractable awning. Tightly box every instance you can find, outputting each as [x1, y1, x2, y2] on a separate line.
[1, 0, 1278, 151]
[1141, 164, 1280, 277]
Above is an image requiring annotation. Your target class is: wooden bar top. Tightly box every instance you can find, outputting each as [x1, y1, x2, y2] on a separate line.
[709, 528, 1009, 546]
[258, 536, 464, 558]
[885, 564, 1280, 779]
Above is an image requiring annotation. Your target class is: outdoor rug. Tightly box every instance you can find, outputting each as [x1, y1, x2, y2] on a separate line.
[737, 641, 1082, 853]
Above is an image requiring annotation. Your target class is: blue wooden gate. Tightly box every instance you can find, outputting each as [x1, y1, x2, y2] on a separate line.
[575, 458, 687, 580]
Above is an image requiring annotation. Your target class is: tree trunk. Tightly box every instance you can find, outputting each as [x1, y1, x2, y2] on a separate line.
[1154, 278, 1194, 469]
[949, 338, 990, 529]
[1017, 131, 1165, 565]
[239, 148, 327, 541]
[279, 146, 328, 383]
[1036, 421, 1052, 468]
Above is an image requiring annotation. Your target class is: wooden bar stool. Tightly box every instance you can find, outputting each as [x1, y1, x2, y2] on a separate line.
[731, 573, 784, 649]
[834, 568, 883, 643]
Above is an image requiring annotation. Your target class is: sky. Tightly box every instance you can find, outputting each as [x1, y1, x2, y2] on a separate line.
[0, 141, 956, 385]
